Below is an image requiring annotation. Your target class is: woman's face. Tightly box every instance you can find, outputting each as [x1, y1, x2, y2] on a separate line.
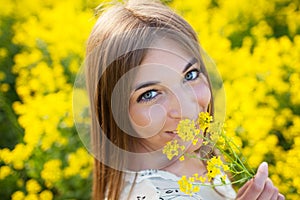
[128, 39, 211, 152]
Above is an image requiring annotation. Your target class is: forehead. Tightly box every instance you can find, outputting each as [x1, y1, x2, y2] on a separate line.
[132, 39, 194, 84]
[142, 38, 192, 66]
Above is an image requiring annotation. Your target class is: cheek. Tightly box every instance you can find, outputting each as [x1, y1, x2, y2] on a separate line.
[129, 104, 167, 138]
[129, 106, 150, 127]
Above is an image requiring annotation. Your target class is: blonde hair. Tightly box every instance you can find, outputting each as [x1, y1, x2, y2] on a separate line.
[85, 0, 214, 199]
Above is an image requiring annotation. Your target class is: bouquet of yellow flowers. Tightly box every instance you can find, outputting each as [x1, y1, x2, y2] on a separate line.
[162, 112, 255, 195]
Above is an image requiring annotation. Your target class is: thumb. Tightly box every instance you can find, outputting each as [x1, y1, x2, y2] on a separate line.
[254, 162, 268, 185]
[236, 162, 269, 200]
[257, 162, 268, 177]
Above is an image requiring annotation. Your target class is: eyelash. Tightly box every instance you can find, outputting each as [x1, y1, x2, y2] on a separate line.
[137, 90, 159, 103]
[136, 68, 201, 103]
[184, 68, 200, 82]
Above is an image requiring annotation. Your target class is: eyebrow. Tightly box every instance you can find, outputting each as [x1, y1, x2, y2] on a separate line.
[133, 57, 198, 92]
[134, 81, 160, 92]
[182, 57, 198, 73]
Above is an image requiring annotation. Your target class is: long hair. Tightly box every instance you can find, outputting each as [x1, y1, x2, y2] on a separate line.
[85, 0, 215, 199]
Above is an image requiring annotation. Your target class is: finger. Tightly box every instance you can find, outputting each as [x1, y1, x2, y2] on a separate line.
[239, 162, 269, 199]
[277, 193, 285, 200]
[236, 178, 252, 198]
[257, 178, 277, 200]
[270, 180, 279, 200]
[256, 162, 269, 179]
[270, 188, 279, 200]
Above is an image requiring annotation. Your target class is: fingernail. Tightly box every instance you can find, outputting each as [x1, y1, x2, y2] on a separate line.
[260, 162, 268, 170]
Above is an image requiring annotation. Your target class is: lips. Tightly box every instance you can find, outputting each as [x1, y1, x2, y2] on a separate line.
[165, 130, 177, 135]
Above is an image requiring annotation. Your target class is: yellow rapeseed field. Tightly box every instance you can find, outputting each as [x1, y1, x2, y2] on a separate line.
[0, 0, 299, 199]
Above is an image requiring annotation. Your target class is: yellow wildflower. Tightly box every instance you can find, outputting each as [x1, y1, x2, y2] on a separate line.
[26, 179, 41, 194]
[178, 175, 200, 196]
[0, 48, 8, 58]
[192, 139, 198, 145]
[192, 185, 200, 193]
[162, 140, 185, 160]
[192, 173, 207, 183]
[64, 147, 93, 178]
[202, 140, 209, 145]
[10, 144, 33, 170]
[208, 122, 226, 147]
[24, 193, 39, 200]
[198, 112, 212, 131]
[179, 155, 185, 161]
[176, 119, 200, 142]
[41, 159, 62, 188]
[11, 191, 25, 200]
[206, 156, 229, 181]
[0, 83, 10, 92]
[0, 165, 12, 179]
[207, 164, 221, 181]
[221, 175, 227, 183]
[0, 148, 12, 164]
[198, 176, 207, 183]
[223, 164, 230, 171]
[39, 190, 53, 200]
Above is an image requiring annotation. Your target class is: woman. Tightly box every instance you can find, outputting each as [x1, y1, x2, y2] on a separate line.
[83, 0, 285, 199]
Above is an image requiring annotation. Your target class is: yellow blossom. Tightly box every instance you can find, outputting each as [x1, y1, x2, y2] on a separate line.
[162, 140, 185, 160]
[176, 119, 200, 141]
[10, 144, 33, 170]
[11, 191, 25, 200]
[0, 165, 12, 179]
[0, 148, 13, 164]
[0, 83, 10, 92]
[0, 48, 8, 58]
[24, 193, 39, 200]
[178, 176, 200, 196]
[64, 147, 93, 178]
[1, 0, 300, 198]
[41, 159, 62, 188]
[198, 176, 207, 183]
[39, 190, 53, 200]
[206, 156, 229, 181]
[26, 179, 41, 194]
[179, 155, 185, 161]
[198, 112, 212, 131]
[221, 174, 227, 183]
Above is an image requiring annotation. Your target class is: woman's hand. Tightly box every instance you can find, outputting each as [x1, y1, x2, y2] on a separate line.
[236, 162, 285, 200]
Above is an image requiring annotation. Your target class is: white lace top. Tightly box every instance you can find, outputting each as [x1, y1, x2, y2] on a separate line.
[120, 169, 237, 200]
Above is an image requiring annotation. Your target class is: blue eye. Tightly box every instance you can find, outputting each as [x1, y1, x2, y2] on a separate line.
[137, 90, 159, 103]
[184, 69, 200, 81]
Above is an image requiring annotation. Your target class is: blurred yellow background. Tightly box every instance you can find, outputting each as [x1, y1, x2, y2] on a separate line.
[0, 0, 299, 199]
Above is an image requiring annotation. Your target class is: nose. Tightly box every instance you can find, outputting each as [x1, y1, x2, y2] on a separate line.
[167, 87, 200, 120]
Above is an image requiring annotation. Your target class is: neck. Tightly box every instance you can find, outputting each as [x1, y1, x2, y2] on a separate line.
[162, 152, 207, 177]
[131, 142, 207, 176]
